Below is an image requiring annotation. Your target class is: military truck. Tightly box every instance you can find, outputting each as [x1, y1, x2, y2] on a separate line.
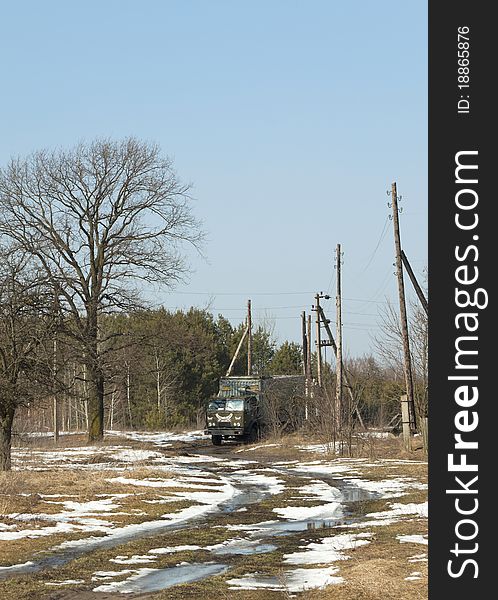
[204, 375, 305, 445]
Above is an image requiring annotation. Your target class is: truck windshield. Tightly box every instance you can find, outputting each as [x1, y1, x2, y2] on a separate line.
[225, 399, 244, 411]
[207, 399, 225, 411]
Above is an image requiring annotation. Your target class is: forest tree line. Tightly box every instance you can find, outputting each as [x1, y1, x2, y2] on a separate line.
[12, 306, 426, 436]
[0, 137, 427, 471]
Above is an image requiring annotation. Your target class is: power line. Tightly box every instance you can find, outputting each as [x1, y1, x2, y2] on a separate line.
[169, 290, 315, 296]
[361, 216, 390, 273]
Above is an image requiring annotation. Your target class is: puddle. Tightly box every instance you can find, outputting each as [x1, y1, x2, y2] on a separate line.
[220, 487, 269, 512]
[93, 562, 229, 593]
[340, 484, 379, 502]
[210, 539, 277, 556]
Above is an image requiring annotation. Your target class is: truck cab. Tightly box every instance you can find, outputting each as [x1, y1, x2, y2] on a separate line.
[205, 394, 259, 445]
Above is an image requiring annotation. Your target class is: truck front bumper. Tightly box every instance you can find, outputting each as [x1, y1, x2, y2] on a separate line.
[205, 429, 244, 436]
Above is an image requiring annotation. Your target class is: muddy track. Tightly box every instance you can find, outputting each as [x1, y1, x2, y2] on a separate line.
[2, 436, 395, 599]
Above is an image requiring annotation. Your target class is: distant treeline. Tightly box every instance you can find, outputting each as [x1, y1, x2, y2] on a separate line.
[14, 307, 418, 434]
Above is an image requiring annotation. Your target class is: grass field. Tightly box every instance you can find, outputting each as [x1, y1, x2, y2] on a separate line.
[0, 431, 427, 599]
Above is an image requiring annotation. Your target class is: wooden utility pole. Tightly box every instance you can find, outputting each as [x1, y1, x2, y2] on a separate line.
[317, 305, 364, 429]
[314, 294, 323, 386]
[301, 311, 307, 376]
[306, 314, 312, 387]
[226, 326, 249, 377]
[247, 299, 252, 376]
[390, 182, 416, 432]
[302, 311, 309, 420]
[401, 249, 428, 315]
[335, 244, 343, 429]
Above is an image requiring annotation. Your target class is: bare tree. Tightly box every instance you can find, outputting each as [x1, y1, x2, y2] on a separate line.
[374, 293, 428, 426]
[0, 138, 203, 441]
[0, 249, 55, 470]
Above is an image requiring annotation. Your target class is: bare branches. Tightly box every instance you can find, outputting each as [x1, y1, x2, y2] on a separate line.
[0, 138, 203, 313]
[0, 138, 204, 442]
[0, 246, 56, 414]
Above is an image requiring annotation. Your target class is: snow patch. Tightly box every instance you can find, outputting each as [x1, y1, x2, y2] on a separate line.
[110, 555, 158, 565]
[283, 533, 372, 565]
[273, 501, 342, 522]
[148, 545, 201, 554]
[408, 553, 428, 563]
[111, 449, 164, 462]
[405, 571, 423, 581]
[227, 566, 343, 592]
[0, 561, 35, 573]
[398, 534, 428, 545]
[344, 477, 426, 499]
[45, 579, 85, 586]
[367, 502, 428, 521]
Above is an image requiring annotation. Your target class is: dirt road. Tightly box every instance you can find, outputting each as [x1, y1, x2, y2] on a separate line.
[0, 432, 428, 599]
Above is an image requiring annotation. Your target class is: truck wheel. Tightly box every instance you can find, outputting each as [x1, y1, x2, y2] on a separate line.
[211, 435, 222, 446]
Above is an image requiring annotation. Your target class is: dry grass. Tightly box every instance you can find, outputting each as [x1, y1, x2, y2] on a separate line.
[233, 431, 426, 464]
[300, 523, 427, 600]
[0, 464, 206, 569]
[0, 430, 427, 599]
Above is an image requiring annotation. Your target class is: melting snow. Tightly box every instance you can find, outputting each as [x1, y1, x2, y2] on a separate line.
[343, 477, 427, 499]
[283, 533, 372, 565]
[92, 569, 135, 580]
[297, 444, 338, 454]
[273, 501, 342, 521]
[45, 579, 85, 586]
[111, 449, 165, 462]
[405, 571, 423, 581]
[408, 553, 428, 563]
[291, 462, 359, 477]
[0, 561, 35, 573]
[227, 472, 285, 495]
[106, 476, 218, 490]
[367, 502, 428, 521]
[93, 563, 228, 593]
[0, 521, 94, 541]
[110, 555, 158, 565]
[108, 430, 205, 446]
[207, 538, 277, 555]
[295, 480, 341, 502]
[149, 545, 201, 554]
[227, 566, 343, 592]
[236, 443, 281, 453]
[398, 534, 428, 545]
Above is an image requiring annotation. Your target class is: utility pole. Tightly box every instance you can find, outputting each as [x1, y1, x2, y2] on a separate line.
[306, 314, 312, 387]
[390, 182, 416, 432]
[401, 249, 428, 315]
[247, 299, 252, 376]
[226, 326, 249, 377]
[335, 244, 343, 429]
[317, 305, 364, 429]
[301, 311, 307, 377]
[302, 311, 309, 420]
[314, 294, 323, 386]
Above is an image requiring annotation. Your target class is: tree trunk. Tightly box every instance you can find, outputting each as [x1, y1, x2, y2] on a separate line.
[86, 309, 104, 442]
[87, 360, 104, 442]
[0, 408, 15, 471]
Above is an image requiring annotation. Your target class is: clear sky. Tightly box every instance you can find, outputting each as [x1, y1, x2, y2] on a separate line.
[0, 0, 427, 357]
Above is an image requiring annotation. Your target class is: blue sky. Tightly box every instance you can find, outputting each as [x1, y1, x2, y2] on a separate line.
[0, 0, 427, 357]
